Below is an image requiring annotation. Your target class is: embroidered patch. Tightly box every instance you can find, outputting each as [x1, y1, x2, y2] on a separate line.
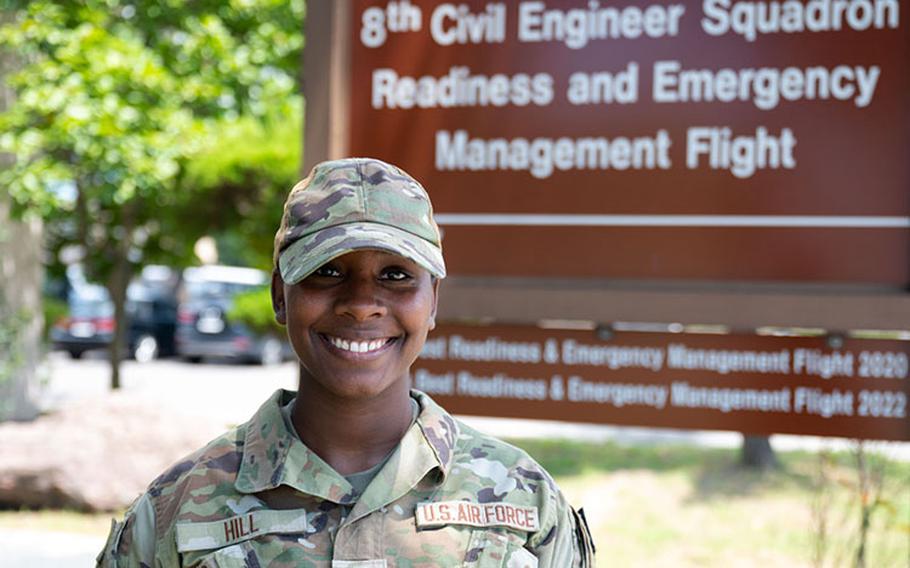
[175, 509, 312, 552]
[415, 501, 539, 532]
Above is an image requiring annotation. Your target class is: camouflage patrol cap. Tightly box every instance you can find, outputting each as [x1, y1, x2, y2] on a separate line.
[274, 158, 446, 284]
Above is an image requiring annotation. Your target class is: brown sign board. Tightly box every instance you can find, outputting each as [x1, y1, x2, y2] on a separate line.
[414, 324, 910, 441]
[348, 0, 910, 284]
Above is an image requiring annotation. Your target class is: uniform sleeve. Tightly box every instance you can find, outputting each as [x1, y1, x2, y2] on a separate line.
[96, 492, 157, 567]
[529, 493, 596, 568]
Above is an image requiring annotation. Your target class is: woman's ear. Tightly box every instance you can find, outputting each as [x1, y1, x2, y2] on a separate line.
[428, 278, 440, 331]
[271, 271, 287, 325]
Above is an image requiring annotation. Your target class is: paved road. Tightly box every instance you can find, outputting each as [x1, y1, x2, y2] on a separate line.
[0, 531, 105, 568]
[39, 351, 299, 428]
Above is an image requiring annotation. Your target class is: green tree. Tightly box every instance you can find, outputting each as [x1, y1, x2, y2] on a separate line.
[178, 100, 302, 271]
[0, 0, 304, 388]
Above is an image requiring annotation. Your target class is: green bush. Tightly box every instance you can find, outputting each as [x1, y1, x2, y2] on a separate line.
[228, 287, 283, 337]
[43, 296, 68, 341]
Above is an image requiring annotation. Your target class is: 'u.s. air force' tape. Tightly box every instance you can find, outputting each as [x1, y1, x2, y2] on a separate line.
[175, 509, 311, 552]
[415, 501, 539, 532]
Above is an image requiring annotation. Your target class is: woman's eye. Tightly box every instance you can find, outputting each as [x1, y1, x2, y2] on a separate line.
[383, 268, 411, 281]
[313, 265, 341, 278]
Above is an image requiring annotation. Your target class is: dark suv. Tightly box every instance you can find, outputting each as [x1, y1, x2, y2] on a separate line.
[50, 275, 178, 362]
[175, 266, 289, 365]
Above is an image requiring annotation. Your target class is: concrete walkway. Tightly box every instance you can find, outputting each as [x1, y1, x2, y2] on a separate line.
[0, 531, 105, 568]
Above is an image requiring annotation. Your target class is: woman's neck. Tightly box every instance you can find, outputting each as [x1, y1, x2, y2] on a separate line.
[291, 379, 414, 475]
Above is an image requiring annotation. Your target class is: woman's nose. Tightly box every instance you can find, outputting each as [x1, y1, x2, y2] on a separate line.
[334, 276, 388, 321]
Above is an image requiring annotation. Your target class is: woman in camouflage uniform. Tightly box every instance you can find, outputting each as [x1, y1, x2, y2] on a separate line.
[98, 158, 594, 567]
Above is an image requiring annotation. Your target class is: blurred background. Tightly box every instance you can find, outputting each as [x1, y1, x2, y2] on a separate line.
[0, 1, 908, 567]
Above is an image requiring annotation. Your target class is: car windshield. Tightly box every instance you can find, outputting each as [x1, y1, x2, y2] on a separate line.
[186, 280, 261, 300]
[69, 298, 114, 318]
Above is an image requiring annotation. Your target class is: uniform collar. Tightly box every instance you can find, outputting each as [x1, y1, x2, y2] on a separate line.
[411, 389, 459, 476]
[234, 389, 459, 505]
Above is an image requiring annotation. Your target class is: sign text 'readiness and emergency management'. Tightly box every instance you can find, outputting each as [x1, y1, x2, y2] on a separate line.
[415, 325, 910, 441]
[349, 1, 910, 283]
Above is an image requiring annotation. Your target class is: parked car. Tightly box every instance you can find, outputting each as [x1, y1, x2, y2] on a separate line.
[50, 284, 115, 359]
[175, 265, 290, 365]
[50, 279, 178, 362]
[125, 282, 179, 362]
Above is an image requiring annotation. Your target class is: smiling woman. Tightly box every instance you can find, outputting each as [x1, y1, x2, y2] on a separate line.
[97, 158, 594, 567]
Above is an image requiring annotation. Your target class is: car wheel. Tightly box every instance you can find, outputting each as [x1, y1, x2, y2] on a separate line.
[184, 355, 203, 364]
[258, 337, 283, 366]
[132, 334, 159, 364]
[68, 350, 84, 359]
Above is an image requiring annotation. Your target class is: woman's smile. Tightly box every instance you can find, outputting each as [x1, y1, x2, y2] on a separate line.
[320, 333, 397, 356]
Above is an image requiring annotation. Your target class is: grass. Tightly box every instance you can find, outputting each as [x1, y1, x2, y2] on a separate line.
[2, 440, 907, 567]
[0, 507, 120, 535]
[511, 439, 910, 568]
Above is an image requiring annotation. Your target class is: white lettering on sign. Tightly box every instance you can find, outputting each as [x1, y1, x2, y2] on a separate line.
[671, 382, 792, 413]
[414, 368, 455, 395]
[567, 62, 640, 105]
[667, 344, 791, 375]
[567, 377, 669, 409]
[561, 339, 664, 371]
[456, 370, 549, 400]
[857, 390, 907, 418]
[416, 501, 540, 532]
[702, 0, 900, 42]
[517, 1, 686, 49]
[372, 67, 553, 109]
[653, 60, 881, 110]
[436, 129, 672, 179]
[857, 351, 909, 379]
[430, 3, 506, 46]
[794, 387, 854, 417]
[448, 335, 542, 363]
[420, 337, 448, 360]
[792, 349, 855, 379]
[360, 1, 423, 48]
[686, 126, 797, 179]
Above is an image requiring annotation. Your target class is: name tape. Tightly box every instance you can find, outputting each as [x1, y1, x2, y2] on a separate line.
[175, 509, 310, 552]
[415, 501, 539, 532]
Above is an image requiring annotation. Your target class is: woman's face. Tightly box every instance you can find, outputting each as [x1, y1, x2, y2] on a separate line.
[273, 249, 438, 400]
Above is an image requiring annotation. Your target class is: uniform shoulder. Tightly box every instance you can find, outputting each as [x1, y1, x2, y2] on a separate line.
[147, 422, 247, 499]
[453, 419, 556, 482]
[99, 424, 249, 565]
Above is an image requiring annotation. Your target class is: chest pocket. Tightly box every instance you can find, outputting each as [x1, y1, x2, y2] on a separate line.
[177, 509, 326, 567]
[463, 530, 538, 568]
[191, 542, 259, 568]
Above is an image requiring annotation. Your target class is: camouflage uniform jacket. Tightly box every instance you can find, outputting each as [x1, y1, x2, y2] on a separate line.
[98, 389, 595, 567]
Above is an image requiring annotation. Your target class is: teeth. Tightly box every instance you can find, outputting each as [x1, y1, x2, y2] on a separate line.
[328, 336, 388, 353]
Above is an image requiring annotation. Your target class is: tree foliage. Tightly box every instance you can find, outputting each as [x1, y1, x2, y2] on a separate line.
[229, 286, 283, 337]
[176, 100, 302, 271]
[0, 0, 304, 387]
